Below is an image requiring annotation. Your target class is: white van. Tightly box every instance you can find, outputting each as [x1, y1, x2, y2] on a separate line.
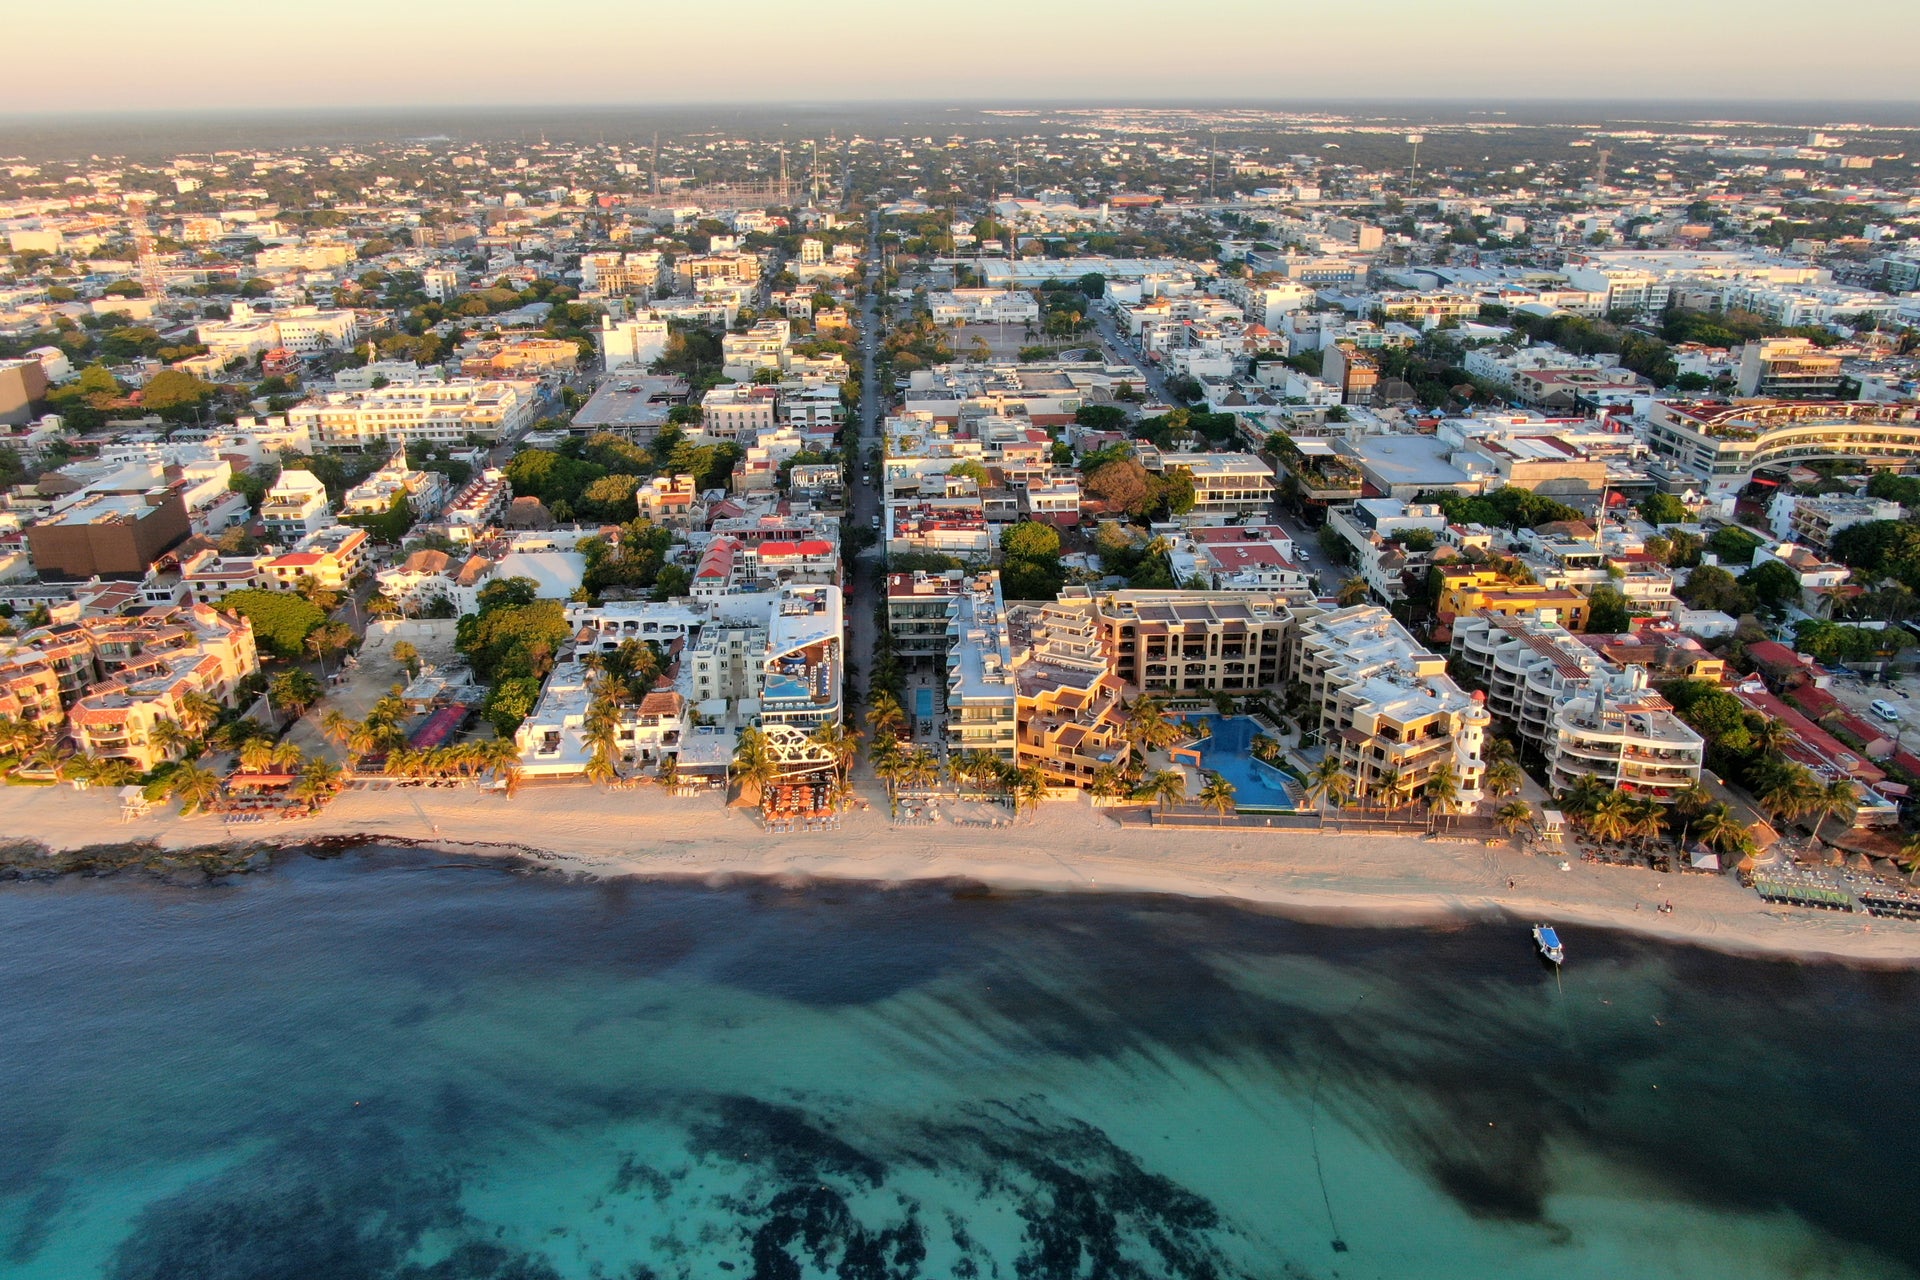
[1871, 699, 1901, 723]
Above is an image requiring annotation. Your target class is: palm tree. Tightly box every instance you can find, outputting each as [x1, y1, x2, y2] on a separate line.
[1755, 762, 1819, 826]
[146, 717, 190, 763]
[292, 757, 344, 806]
[1088, 763, 1130, 803]
[901, 747, 942, 791]
[1669, 779, 1713, 845]
[1750, 717, 1793, 759]
[1494, 799, 1535, 839]
[90, 757, 141, 788]
[1629, 797, 1667, 852]
[1807, 776, 1857, 844]
[809, 721, 859, 783]
[305, 623, 353, 679]
[731, 727, 778, 806]
[1005, 764, 1048, 818]
[1587, 791, 1636, 844]
[166, 761, 223, 815]
[1337, 577, 1370, 607]
[1301, 755, 1351, 812]
[1250, 734, 1282, 764]
[1149, 767, 1188, 811]
[237, 738, 277, 774]
[271, 741, 305, 772]
[177, 692, 221, 739]
[1376, 765, 1407, 812]
[1122, 695, 1183, 757]
[656, 753, 680, 789]
[1198, 772, 1237, 817]
[1557, 774, 1610, 822]
[1422, 761, 1459, 821]
[0, 716, 45, 757]
[212, 716, 273, 753]
[320, 709, 355, 750]
[1692, 803, 1752, 857]
[864, 689, 906, 743]
[871, 749, 911, 805]
[1899, 831, 1920, 883]
[1484, 758, 1524, 799]
[1485, 735, 1518, 765]
[392, 640, 421, 679]
[584, 748, 618, 786]
[269, 668, 322, 721]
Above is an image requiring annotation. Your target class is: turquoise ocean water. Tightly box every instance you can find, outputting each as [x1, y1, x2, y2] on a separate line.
[1, 846, 1915, 1279]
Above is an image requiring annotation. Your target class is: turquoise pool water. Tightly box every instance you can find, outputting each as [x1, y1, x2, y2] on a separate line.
[1180, 714, 1302, 810]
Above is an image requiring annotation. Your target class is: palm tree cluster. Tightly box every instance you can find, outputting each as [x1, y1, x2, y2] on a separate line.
[319, 690, 520, 787]
[1556, 775, 1754, 859]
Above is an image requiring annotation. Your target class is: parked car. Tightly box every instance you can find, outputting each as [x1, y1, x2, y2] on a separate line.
[1871, 699, 1901, 722]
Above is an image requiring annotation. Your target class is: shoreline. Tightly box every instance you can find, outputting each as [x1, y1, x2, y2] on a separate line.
[4, 782, 1919, 967]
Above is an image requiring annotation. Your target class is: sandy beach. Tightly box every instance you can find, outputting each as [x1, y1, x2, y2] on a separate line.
[4, 780, 1918, 965]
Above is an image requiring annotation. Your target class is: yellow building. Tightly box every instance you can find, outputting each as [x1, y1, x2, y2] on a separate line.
[1435, 568, 1590, 634]
[1009, 599, 1128, 788]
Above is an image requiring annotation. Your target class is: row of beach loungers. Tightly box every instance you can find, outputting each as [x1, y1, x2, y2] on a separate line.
[1750, 874, 1854, 912]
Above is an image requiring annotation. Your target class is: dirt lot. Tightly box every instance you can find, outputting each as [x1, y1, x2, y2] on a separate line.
[284, 620, 467, 763]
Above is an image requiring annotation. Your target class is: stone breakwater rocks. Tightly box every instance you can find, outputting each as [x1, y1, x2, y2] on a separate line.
[0, 839, 273, 885]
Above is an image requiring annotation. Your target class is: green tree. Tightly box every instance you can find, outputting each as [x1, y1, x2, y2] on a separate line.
[222, 589, 325, 659]
[1706, 525, 1762, 566]
[1583, 585, 1632, 634]
[139, 369, 216, 422]
[999, 520, 1064, 601]
[1637, 493, 1690, 526]
[269, 668, 322, 719]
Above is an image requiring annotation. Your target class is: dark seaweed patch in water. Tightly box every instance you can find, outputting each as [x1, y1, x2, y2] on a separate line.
[689, 1096, 886, 1188]
[611, 1154, 675, 1201]
[685, 1091, 1253, 1280]
[745, 1185, 925, 1280]
[106, 1121, 463, 1280]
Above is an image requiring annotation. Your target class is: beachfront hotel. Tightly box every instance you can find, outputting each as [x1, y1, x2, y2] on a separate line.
[1088, 588, 1294, 696]
[944, 573, 1018, 763]
[1008, 597, 1128, 788]
[1449, 610, 1705, 801]
[1, 605, 260, 771]
[1286, 604, 1489, 806]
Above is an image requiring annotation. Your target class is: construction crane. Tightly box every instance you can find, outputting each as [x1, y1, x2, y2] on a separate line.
[126, 195, 165, 300]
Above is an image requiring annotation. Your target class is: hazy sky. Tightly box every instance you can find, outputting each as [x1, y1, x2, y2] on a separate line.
[6, 0, 1917, 113]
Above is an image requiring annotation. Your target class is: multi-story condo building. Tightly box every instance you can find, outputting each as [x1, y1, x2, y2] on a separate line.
[944, 573, 1017, 762]
[1449, 610, 1705, 802]
[1091, 588, 1292, 695]
[701, 384, 780, 439]
[1153, 452, 1275, 523]
[442, 470, 513, 539]
[20, 606, 260, 771]
[1543, 671, 1705, 801]
[1288, 603, 1489, 805]
[597, 315, 670, 370]
[259, 469, 333, 544]
[1009, 597, 1126, 788]
[887, 570, 968, 668]
[1766, 491, 1902, 553]
[1640, 400, 1920, 496]
[1434, 568, 1591, 635]
[758, 584, 843, 731]
[258, 525, 369, 593]
[1736, 338, 1847, 399]
[288, 380, 538, 450]
[341, 446, 449, 518]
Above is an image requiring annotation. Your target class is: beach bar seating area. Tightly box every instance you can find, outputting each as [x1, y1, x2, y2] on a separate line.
[760, 779, 840, 833]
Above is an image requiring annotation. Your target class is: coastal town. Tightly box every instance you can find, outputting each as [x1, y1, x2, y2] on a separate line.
[5, 109, 1920, 951]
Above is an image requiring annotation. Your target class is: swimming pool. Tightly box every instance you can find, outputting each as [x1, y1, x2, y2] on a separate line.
[1178, 714, 1305, 811]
